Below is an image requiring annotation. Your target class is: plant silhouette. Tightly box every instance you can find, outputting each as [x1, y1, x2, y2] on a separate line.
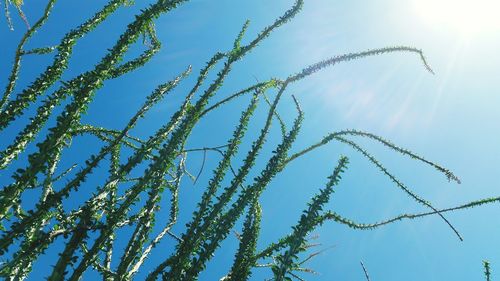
[1, 1, 498, 280]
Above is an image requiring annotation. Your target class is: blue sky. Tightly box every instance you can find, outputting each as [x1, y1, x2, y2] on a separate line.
[1, 0, 500, 280]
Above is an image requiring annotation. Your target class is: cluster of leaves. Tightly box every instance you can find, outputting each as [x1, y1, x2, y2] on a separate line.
[1, 1, 498, 280]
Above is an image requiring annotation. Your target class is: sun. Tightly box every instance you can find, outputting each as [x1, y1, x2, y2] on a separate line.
[413, 0, 500, 36]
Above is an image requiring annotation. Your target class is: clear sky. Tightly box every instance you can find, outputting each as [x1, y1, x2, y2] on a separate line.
[1, 0, 500, 280]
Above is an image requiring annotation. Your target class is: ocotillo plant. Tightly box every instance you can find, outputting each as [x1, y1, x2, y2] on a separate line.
[1, 1, 499, 280]
[484, 261, 492, 281]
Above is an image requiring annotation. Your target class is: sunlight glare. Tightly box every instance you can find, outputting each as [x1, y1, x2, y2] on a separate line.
[413, 0, 500, 36]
